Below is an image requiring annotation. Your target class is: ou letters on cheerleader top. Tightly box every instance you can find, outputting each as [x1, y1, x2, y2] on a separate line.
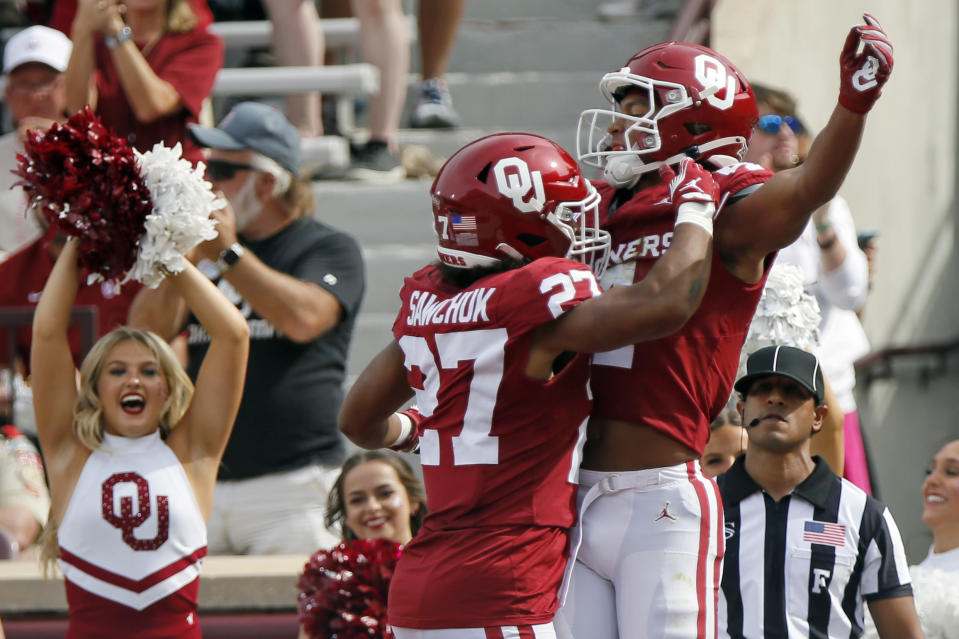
[58, 431, 207, 611]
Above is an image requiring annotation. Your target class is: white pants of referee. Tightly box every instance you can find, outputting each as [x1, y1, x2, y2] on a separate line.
[207, 463, 341, 555]
[555, 461, 724, 639]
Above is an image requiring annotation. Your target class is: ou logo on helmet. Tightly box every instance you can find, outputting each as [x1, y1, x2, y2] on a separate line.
[694, 54, 735, 111]
[494, 157, 546, 213]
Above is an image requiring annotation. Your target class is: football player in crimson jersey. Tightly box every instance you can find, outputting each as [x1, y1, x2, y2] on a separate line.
[556, 15, 893, 639]
[339, 132, 718, 638]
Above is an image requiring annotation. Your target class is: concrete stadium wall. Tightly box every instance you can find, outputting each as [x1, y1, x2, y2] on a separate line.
[713, 0, 959, 561]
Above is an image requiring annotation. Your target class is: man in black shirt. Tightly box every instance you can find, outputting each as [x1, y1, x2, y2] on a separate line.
[718, 345, 922, 638]
[130, 102, 365, 554]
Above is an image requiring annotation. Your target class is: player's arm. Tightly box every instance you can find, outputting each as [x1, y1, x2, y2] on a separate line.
[339, 340, 417, 450]
[717, 14, 893, 269]
[867, 595, 924, 639]
[529, 159, 713, 372]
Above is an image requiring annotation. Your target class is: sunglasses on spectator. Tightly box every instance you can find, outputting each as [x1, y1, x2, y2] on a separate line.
[756, 114, 804, 135]
[205, 159, 260, 181]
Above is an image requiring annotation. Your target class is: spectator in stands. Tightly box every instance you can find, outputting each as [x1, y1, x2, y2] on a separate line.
[296, 450, 426, 639]
[0, 25, 71, 259]
[343, 0, 409, 182]
[129, 102, 366, 555]
[409, 0, 464, 129]
[50, 0, 214, 34]
[31, 236, 248, 636]
[0, 424, 51, 557]
[746, 83, 874, 494]
[700, 407, 746, 478]
[718, 345, 922, 639]
[64, 0, 223, 166]
[261, 0, 324, 138]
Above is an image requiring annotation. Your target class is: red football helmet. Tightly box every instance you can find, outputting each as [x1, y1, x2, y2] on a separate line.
[577, 42, 758, 187]
[432, 133, 610, 276]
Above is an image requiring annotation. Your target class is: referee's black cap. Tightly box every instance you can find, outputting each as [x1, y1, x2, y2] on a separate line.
[734, 345, 824, 405]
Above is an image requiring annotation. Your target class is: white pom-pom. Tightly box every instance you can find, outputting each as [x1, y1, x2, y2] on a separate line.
[124, 143, 223, 288]
[910, 565, 959, 639]
[737, 262, 822, 381]
[865, 566, 959, 639]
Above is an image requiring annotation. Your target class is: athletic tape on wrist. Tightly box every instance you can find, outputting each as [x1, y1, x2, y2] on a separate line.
[675, 202, 714, 236]
[386, 412, 414, 448]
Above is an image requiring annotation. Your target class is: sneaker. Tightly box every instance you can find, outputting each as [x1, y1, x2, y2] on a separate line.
[410, 78, 461, 129]
[345, 140, 406, 183]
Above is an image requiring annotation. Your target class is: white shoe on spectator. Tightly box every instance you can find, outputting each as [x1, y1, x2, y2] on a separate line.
[410, 78, 461, 129]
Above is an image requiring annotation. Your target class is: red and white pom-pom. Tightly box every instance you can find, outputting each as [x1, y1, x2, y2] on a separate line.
[296, 538, 403, 639]
[15, 107, 221, 288]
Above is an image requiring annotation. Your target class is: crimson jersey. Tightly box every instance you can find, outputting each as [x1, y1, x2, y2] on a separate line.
[388, 258, 601, 629]
[591, 162, 774, 455]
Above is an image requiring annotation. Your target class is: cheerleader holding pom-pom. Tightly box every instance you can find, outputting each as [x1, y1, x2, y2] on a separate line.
[22, 109, 249, 639]
[296, 451, 427, 639]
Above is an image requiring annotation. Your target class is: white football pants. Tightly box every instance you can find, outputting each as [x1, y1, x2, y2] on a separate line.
[555, 461, 723, 639]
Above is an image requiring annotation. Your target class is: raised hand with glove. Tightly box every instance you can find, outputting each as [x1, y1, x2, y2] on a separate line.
[839, 13, 894, 114]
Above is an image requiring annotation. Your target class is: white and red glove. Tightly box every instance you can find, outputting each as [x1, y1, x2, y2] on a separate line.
[838, 13, 894, 114]
[659, 158, 720, 236]
[387, 407, 422, 454]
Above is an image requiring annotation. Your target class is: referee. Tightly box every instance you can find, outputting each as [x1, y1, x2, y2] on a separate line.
[717, 346, 923, 639]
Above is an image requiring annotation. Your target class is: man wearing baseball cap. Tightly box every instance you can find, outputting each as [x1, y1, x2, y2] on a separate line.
[130, 101, 366, 556]
[0, 25, 72, 256]
[715, 345, 922, 638]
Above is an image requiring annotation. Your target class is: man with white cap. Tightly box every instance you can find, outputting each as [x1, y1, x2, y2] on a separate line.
[717, 345, 922, 638]
[0, 25, 72, 257]
[130, 101, 366, 555]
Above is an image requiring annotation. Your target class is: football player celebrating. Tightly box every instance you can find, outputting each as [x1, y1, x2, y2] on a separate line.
[339, 132, 717, 638]
[557, 14, 893, 639]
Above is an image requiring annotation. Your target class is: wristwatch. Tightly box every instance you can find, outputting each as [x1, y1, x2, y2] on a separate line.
[216, 243, 245, 273]
[104, 25, 133, 49]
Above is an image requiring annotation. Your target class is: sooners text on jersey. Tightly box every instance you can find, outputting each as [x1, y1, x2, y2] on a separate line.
[591, 162, 774, 454]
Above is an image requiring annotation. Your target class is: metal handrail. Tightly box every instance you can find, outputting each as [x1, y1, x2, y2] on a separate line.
[854, 338, 959, 387]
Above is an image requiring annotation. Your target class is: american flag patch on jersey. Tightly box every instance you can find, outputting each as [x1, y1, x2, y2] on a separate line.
[451, 215, 477, 231]
[803, 520, 846, 546]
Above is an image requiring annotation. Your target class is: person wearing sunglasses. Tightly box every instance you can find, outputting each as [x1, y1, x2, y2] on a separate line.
[129, 101, 367, 557]
[745, 83, 876, 498]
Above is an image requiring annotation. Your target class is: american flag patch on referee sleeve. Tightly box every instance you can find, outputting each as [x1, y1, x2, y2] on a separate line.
[803, 520, 846, 547]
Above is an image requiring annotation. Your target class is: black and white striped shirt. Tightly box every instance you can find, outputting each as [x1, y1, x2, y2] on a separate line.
[717, 457, 912, 638]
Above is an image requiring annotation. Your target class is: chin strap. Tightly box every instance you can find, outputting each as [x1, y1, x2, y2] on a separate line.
[603, 136, 748, 188]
